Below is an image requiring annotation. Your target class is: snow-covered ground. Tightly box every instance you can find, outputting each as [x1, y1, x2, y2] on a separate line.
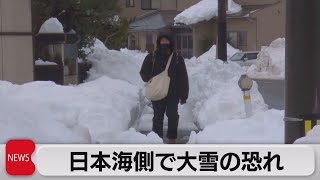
[184, 44, 285, 143]
[0, 39, 161, 144]
[0, 38, 287, 144]
[295, 125, 320, 144]
[86, 39, 146, 86]
[188, 109, 284, 144]
[197, 43, 240, 61]
[247, 38, 285, 80]
[174, 0, 241, 25]
[181, 44, 268, 130]
[186, 59, 268, 129]
[0, 77, 158, 143]
[136, 44, 245, 135]
[120, 48, 148, 61]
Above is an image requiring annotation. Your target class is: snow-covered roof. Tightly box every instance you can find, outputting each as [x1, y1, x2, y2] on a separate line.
[35, 59, 58, 66]
[130, 10, 179, 32]
[174, 0, 242, 25]
[39, 18, 64, 34]
[229, 4, 275, 18]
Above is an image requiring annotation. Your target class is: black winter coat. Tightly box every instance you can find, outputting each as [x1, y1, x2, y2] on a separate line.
[140, 50, 189, 102]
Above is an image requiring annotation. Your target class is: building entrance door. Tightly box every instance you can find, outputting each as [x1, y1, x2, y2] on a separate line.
[173, 27, 193, 59]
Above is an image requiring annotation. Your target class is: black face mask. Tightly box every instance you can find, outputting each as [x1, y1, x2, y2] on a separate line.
[158, 44, 171, 56]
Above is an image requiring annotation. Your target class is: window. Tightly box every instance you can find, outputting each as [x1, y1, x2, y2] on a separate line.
[141, 0, 160, 10]
[227, 31, 247, 48]
[146, 32, 153, 44]
[228, 32, 238, 48]
[175, 33, 193, 58]
[146, 32, 154, 52]
[230, 53, 245, 61]
[243, 53, 258, 60]
[230, 52, 258, 62]
[239, 31, 247, 46]
[126, 0, 135, 7]
[129, 35, 136, 49]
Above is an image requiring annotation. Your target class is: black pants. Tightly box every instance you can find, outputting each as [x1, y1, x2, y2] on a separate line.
[151, 97, 179, 139]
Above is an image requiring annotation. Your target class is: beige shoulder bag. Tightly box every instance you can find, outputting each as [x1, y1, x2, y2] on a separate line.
[145, 53, 173, 101]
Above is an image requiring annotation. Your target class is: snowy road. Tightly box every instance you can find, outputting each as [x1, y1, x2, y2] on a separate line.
[255, 79, 285, 110]
[132, 98, 200, 144]
[1, 39, 282, 144]
[139, 129, 199, 144]
[133, 80, 286, 144]
[128, 88, 201, 144]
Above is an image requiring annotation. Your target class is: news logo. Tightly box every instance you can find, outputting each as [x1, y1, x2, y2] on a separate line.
[6, 140, 36, 176]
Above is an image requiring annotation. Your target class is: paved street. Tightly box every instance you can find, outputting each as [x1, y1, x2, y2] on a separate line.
[254, 79, 285, 110]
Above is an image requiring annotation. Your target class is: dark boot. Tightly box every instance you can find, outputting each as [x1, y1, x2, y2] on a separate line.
[168, 139, 177, 144]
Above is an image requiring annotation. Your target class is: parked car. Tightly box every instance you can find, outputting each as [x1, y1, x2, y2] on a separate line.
[229, 51, 260, 66]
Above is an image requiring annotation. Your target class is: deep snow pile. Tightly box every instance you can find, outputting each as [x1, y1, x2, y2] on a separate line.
[185, 60, 268, 129]
[120, 48, 148, 61]
[86, 39, 145, 86]
[0, 40, 163, 144]
[183, 44, 267, 129]
[174, 0, 241, 25]
[184, 44, 285, 143]
[247, 38, 285, 79]
[198, 43, 240, 60]
[39, 17, 64, 33]
[0, 37, 279, 144]
[188, 109, 284, 143]
[136, 44, 242, 134]
[113, 128, 163, 144]
[0, 77, 158, 143]
[295, 125, 320, 144]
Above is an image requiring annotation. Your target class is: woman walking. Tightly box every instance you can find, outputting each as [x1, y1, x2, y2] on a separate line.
[140, 34, 189, 144]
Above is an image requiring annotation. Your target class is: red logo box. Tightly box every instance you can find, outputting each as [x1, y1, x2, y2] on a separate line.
[6, 140, 36, 176]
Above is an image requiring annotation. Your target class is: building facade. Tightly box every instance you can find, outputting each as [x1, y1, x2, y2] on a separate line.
[192, 0, 286, 56]
[119, 0, 199, 57]
[0, 0, 33, 84]
[121, 0, 286, 58]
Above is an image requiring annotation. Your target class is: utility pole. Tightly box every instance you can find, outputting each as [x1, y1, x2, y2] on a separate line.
[285, 0, 320, 143]
[216, 0, 227, 62]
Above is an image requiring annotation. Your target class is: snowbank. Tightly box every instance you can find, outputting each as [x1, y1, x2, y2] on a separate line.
[174, 0, 242, 25]
[0, 76, 162, 144]
[186, 60, 267, 129]
[35, 59, 57, 66]
[39, 18, 64, 34]
[295, 125, 320, 144]
[135, 44, 244, 134]
[0, 38, 164, 144]
[0, 36, 271, 144]
[188, 109, 284, 143]
[112, 128, 163, 144]
[184, 45, 266, 129]
[198, 43, 240, 60]
[247, 38, 285, 79]
[120, 48, 148, 61]
[86, 39, 145, 86]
